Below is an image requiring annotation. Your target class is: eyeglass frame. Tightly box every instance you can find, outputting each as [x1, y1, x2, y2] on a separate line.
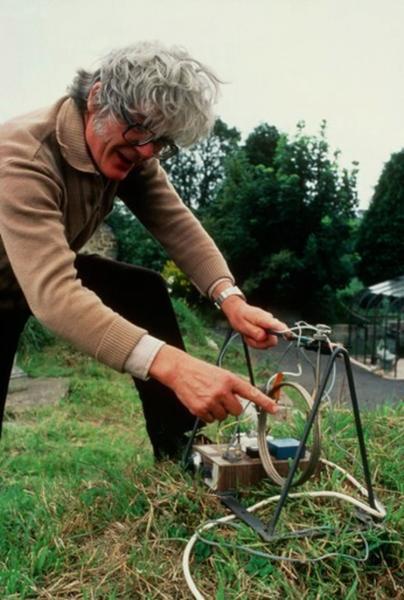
[122, 122, 179, 161]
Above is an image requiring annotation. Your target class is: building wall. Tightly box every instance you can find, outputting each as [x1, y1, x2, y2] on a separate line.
[81, 223, 118, 259]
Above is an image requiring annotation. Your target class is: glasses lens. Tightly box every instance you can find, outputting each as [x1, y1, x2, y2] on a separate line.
[124, 124, 154, 146]
[154, 141, 178, 160]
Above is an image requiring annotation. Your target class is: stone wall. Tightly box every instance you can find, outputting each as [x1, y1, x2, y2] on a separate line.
[81, 223, 118, 259]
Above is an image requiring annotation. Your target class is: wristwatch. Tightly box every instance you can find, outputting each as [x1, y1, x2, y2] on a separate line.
[214, 285, 246, 310]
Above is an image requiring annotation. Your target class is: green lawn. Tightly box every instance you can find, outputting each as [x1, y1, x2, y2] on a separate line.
[0, 324, 402, 599]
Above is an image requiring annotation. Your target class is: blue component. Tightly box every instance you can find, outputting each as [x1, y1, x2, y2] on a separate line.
[268, 438, 304, 460]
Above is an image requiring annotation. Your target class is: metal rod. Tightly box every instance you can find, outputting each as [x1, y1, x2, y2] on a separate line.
[266, 345, 339, 536]
[364, 325, 368, 367]
[371, 315, 377, 365]
[395, 311, 401, 379]
[340, 347, 377, 509]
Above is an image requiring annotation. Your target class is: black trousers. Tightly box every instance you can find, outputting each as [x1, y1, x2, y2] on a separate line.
[0, 254, 197, 456]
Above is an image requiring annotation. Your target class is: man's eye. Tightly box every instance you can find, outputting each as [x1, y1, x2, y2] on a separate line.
[133, 123, 148, 133]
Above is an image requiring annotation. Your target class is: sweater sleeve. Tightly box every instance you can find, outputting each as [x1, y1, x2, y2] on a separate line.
[117, 159, 234, 295]
[0, 159, 147, 371]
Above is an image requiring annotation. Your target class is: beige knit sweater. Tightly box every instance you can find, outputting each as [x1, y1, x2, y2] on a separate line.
[0, 97, 233, 371]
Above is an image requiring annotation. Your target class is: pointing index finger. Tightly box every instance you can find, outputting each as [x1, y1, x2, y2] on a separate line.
[234, 379, 278, 414]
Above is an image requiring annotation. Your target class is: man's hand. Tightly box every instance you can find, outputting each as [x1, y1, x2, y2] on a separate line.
[220, 295, 288, 349]
[149, 345, 278, 423]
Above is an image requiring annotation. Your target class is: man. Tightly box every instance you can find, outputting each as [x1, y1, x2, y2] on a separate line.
[0, 41, 286, 459]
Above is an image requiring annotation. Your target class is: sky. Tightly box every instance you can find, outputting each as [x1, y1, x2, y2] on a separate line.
[1, 0, 403, 208]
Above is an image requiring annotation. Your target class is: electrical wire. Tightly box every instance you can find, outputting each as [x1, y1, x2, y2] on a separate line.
[182, 464, 386, 600]
[257, 380, 321, 486]
[195, 527, 370, 564]
[215, 331, 258, 452]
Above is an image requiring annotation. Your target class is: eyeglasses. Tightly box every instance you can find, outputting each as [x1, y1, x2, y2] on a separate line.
[122, 122, 178, 161]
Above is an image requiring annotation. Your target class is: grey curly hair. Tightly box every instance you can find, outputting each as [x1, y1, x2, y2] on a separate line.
[68, 41, 221, 147]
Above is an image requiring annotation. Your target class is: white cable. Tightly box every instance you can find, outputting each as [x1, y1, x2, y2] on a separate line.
[319, 458, 386, 517]
[276, 322, 321, 338]
[265, 364, 303, 394]
[182, 462, 386, 600]
[322, 337, 337, 402]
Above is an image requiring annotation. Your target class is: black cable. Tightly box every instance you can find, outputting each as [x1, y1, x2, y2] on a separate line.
[182, 326, 325, 470]
[242, 337, 256, 387]
[181, 417, 201, 469]
[181, 328, 237, 469]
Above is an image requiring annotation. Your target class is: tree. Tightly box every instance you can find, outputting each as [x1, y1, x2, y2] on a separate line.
[356, 149, 404, 285]
[203, 121, 359, 320]
[164, 118, 240, 210]
[243, 123, 280, 167]
[106, 201, 167, 271]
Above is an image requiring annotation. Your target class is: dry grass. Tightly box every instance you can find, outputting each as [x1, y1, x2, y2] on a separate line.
[0, 338, 402, 599]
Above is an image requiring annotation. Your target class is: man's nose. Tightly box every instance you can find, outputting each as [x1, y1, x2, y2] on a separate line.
[135, 142, 155, 159]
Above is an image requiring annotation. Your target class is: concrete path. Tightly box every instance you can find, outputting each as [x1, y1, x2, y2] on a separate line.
[6, 377, 70, 416]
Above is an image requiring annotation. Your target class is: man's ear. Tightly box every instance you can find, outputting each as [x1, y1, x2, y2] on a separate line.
[87, 82, 102, 114]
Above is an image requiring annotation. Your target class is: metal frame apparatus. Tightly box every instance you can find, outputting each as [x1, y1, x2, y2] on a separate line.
[348, 275, 404, 378]
[266, 343, 377, 538]
[183, 325, 384, 542]
[182, 325, 388, 598]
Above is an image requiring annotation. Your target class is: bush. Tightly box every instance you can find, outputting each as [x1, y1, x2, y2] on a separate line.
[18, 318, 55, 355]
[162, 260, 193, 299]
[171, 298, 207, 346]
[106, 201, 167, 271]
[336, 277, 365, 310]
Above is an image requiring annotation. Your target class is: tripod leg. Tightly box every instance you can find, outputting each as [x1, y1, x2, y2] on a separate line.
[340, 348, 377, 510]
[267, 348, 340, 536]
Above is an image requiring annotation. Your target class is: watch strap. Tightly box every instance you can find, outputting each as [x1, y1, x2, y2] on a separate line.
[214, 285, 246, 309]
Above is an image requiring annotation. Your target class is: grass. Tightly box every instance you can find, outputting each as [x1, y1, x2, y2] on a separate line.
[0, 315, 402, 599]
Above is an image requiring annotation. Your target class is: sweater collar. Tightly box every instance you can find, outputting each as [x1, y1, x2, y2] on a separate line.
[56, 97, 98, 174]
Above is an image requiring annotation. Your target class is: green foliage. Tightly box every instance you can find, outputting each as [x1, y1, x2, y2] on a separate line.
[106, 200, 167, 270]
[171, 297, 207, 346]
[357, 148, 404, 285]
[164, 117, 241, 209]
[243, 123, 280, 167]
[336, 276, 365, 308]
[162, 259, 192, 299]
[18, 317, 55, 355]
[203, 121, 359, 321]
[105, 118, 358, 324]
[0, 333, 402, 598]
